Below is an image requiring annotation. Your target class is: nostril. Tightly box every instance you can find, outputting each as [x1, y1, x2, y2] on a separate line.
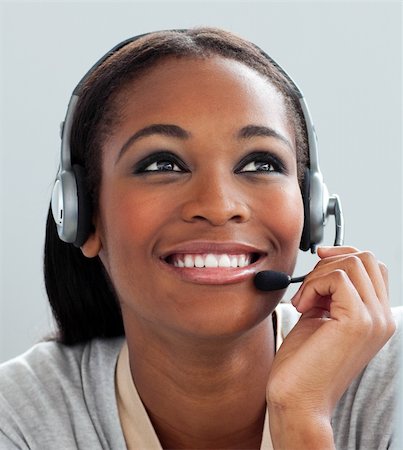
[184, 214, 249, 226]
[192, 215, 208, 222]
[233, 214, 248, 223]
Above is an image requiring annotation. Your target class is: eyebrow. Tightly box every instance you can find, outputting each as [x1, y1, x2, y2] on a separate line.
[116, 124, 191, 164]
[116, 123, 294, 164]
[237, 125, 294, 152]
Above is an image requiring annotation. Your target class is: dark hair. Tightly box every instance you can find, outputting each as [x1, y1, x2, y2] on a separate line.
[44, 27, 309, 345]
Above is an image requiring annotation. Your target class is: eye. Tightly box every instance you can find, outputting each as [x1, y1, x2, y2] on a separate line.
[240, 160, 276, 172]
[133, 151, 188, 174]
[144, 160, 181, 172]
[235, 151, 287, 175]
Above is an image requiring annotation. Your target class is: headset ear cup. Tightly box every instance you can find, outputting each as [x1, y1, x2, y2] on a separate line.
[72, 164, 92, 248]
[299, 167, 311, 251]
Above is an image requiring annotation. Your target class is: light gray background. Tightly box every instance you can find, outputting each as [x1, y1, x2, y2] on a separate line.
[0, 0, 401, 363]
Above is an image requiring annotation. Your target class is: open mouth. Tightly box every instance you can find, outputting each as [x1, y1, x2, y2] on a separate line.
[164, 252, 261, 268]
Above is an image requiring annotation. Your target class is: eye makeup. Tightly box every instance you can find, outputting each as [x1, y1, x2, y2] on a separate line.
[132, 151, 189, 175]
[131, 149, 289, 178]
[234, 151, 288, 175]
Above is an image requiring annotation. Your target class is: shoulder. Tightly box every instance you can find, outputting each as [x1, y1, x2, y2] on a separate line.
[0, 339, 87, 410]
[0, 337, 125, 449]
[0, 337, 122, 398]
[332, 306, 403, 449]
[276, 303, 403, 449]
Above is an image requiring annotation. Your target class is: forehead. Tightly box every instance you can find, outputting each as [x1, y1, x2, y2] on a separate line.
[112, 55, 294, 146]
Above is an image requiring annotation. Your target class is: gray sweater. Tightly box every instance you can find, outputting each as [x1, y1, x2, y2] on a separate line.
[0, 306, 402, 449]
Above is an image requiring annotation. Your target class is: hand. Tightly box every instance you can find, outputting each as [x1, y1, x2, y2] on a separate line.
[267, 246, 396, 449]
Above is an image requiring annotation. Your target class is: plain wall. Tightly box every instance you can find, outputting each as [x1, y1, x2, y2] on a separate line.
[0, 0, 401, 362]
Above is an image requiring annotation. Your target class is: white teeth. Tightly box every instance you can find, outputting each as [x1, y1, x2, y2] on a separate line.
[239, 254, 246, 267]
[194, 255, 204, 268]
[171, 253, 252, 268]
[218, 254, 231, 268]
[184, 255, 194, 268]
[205, 254, 218, 268]
[230, 256, 238, 268]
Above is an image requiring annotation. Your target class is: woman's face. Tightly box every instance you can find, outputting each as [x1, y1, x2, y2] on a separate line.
[87, 56, 304, 339]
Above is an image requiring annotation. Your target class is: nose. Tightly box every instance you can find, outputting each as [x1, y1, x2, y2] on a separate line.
[181, 173, 251, 226]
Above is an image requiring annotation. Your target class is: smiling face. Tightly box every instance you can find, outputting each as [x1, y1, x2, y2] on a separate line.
[82, 56, 304, 340]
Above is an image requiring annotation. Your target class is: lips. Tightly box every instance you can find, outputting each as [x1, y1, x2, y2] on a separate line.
[159, 242, 266, 284]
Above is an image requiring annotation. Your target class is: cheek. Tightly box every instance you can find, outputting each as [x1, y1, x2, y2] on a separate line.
[98, 185, 175, 273]
[280, 187, 304, 237]
[259, 183, 304, 246]
[104, 187, 168, 238]
[97, 186, 176, 315]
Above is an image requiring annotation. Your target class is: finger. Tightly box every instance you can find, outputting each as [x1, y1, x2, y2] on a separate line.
[317, 246, 359, 258]
[313, 250, 388, 305]
[294, 256, 382, 323]
[293, 269, 365, 320]
[351, 252, 389, 304]
[379, 261, 389, 298]
[292, 264, 394, 342]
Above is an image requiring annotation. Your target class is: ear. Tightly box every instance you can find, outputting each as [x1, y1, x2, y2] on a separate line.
[80, 219, 102, 258]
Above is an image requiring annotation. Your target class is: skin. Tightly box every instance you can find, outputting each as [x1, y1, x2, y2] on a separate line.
[81, 56, 395, 449]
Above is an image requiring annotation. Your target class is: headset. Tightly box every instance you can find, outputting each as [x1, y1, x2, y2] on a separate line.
[51, 29, 344, 253]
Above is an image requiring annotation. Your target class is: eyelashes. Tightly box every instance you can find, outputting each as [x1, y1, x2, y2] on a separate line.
[133, 151, 189, 174]
[234, 151, 287, 175]
[132, 150, 288, 176]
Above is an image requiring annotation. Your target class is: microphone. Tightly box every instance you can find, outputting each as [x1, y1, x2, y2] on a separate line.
[254, 271, 306, 291]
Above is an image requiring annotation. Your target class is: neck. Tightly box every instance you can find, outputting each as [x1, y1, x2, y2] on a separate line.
[123, 315, 275, 449]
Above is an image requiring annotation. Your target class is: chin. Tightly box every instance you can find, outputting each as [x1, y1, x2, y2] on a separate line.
[162, 287, 282, 341]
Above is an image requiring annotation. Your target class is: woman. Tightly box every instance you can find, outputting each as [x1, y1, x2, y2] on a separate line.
[0, 28, 399, 449]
